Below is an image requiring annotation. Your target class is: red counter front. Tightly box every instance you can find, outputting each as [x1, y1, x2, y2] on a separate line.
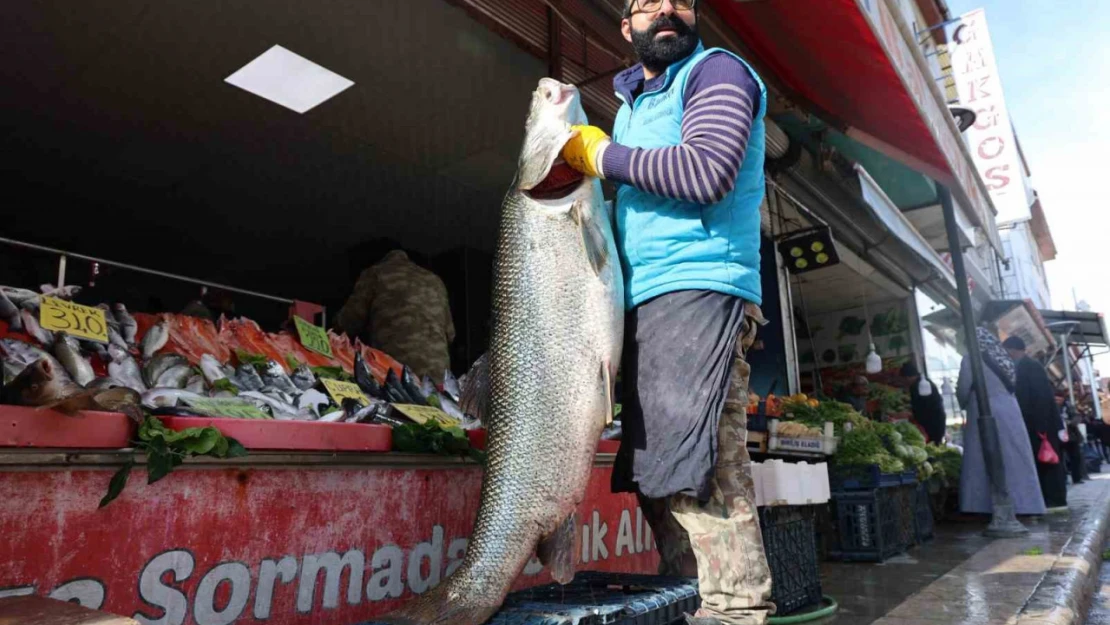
[0, 452, 659, 625]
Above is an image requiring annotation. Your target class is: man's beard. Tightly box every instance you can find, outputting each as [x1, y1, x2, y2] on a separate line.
[630, 13, 699, 75]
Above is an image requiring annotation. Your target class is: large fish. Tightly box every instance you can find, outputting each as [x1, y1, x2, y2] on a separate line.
[378, 78, 623, 625]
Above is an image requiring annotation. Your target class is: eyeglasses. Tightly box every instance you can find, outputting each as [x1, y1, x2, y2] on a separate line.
[627, 0, 697, 16]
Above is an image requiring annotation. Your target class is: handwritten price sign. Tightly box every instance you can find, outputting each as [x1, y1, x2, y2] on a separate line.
[39, 297, 109, 343]
[392, 404, 460, 427]
[182, 397, 272, 420]
[293, 316, 333, 358]
[321, 379, 369, 407]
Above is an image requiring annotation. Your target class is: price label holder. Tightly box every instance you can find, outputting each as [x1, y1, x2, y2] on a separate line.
[393, 404, 460, 428]
[321, 379, 369, 407]
[39, 296, 109, 343]
[182, 397, 272, 420]
[294, 316, 333, 358]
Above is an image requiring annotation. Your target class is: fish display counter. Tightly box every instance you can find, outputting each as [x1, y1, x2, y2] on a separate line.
[0, 285, 660, 624]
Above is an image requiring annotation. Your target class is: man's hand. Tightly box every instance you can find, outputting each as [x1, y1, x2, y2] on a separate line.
[562, 125, 610, 179]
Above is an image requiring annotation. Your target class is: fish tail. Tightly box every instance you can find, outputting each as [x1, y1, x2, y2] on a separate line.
[375, 584, 499, 625]
[36, 392, 97, 416]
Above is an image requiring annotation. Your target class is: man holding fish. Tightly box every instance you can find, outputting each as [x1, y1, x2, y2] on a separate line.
[562, 0, 774, 623]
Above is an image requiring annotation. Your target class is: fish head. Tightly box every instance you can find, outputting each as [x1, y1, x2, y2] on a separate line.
[4, 358, 60, 405]
[108, 344, 130, 362]
[514, 78, 588, 195]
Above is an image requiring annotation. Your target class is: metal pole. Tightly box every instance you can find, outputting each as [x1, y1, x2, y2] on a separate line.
[938, 185, 1027, 537]
[1062, 334, 1076, 407]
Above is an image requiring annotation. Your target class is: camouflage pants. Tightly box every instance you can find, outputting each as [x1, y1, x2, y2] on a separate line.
[638, 303, 775, 625]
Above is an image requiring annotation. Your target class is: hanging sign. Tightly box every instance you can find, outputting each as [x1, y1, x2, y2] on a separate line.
[39, 297, 109, 343]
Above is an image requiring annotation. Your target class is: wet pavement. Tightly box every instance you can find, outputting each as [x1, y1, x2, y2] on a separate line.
[1084, 555, 1110, 625]
[810, 474, 1110, 625]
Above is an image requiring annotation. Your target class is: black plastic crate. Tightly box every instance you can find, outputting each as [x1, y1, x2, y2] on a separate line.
[914, 482, 935, 543]
[829, 464, 904, 491]
[828, 487, 906, 562]
[891, 485, 917, 548]
[358, 572, 699, 625]
[759, 506, 822, 615]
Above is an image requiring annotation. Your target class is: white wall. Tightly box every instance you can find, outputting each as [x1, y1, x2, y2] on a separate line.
[999, 221, 1052, 308]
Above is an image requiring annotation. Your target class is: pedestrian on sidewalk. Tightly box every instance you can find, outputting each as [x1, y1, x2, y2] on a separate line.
[958, 327, 1046, 516]
[1061, 398, 1086, 485]
[560, 1, 776, 623]
[1003, 336, 1067, 508]
[901, 360, 946, 443]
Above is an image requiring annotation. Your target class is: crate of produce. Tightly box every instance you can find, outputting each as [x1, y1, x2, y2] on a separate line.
[360, 572, 699, 625]
[914, 481, 935, 543]
[900, 470, 919, 485]
[759, 506, 822, 615]
[767, 420, 838, 455]
[829, 464, 904, 491]
[828, 487, 906, 562]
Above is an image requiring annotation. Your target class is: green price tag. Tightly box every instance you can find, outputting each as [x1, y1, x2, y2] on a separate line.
[293, 316, 333, 358]
[182, 397, 272, 420]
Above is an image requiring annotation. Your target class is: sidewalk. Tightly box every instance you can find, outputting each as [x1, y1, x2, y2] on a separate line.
[812, 474, 1110, 625]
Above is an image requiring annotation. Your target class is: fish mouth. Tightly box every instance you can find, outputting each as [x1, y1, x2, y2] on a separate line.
[523, 158, 585, 201]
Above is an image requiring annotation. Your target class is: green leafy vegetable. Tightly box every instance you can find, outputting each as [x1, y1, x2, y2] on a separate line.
[286, 354, 303, 370]
[99, 418, 249, 507]
[235, 349, 268, 367]
[211, 378, 239, 395]
[393, 421, 485, 464]
[311, 366, 354, 382]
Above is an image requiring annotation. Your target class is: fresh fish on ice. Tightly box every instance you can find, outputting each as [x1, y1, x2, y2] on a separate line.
[378, 78, 623, 625]
[143, 354, 189, 388]
[291, 365, 317, 391]
[20, 309, 54, 347]
[40, 284, 82, 300]
[239, 391, 305, 420]
[0, 291, 23, 332]
[401, 366, 428, 403]
[140, 321, 169, 359]
[354, 353, 383, 398]
[199, 354, 228, 383]
[154, 364, 192, 389]
[54, 335, 95, 386]
[296, 389, 331, 417]
[233, 364, 265, 391]
[184, 375, 207, 394]
[108, 344, 147, 393]
[442, 368, 462, 402]
[1, 287, 40, 308]
[0, 358, 86, 408]
[142, 388, 204, 409]
[260, 360, 298, 395]
[114, 304, 139, 346]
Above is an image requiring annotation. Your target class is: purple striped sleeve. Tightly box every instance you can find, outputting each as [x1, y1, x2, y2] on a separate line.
[601, 53, 759, 205]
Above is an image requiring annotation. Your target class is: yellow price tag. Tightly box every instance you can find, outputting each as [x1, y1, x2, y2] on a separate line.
[293, 316, 333, 358]
[321, 379, 369, 407]
[39, 296, 109, 343]
[393, 404, 460, 428]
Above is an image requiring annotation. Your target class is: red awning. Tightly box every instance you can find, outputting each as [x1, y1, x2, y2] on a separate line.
[708, 0, 1002, 254]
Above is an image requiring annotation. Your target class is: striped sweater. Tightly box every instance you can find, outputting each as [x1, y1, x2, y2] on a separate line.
[601, 52, 760, 206]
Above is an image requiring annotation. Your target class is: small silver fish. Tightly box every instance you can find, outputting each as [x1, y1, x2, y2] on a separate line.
[96, 304, 120, 328]
[184, 375, 207, 394]
[296, 389, 331, 417]
[260, 360, 298, 395]
[443, 368, 462, 402]
[140, 321, 169, 359]
[199, 354, 227, 384]
[154, 364, 192, 389]
[40, 284, 82, 300]
[143, 354, 189, 388]
[1, 338, 69, 381]
[20, 309, 54, 347]
[114, 304, 138, 346]
[1, 287, 40, 308]
[234, 364, 265, 391]
[239, 391, 305, 420]
[0, 291, 22, 332]
[108, 344, 146, 393]
[108, 325, 129, 350]
[142, 388, 204, 409]
[291, 365, 317, 391]
[54, 335, 95, 387]
[320, 410, 346, 423]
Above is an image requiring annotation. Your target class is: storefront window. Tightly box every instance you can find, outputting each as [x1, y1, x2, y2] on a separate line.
[915, 289, 967, 440]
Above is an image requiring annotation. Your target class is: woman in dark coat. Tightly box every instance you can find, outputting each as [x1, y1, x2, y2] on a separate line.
[1004, 336, 1068, 508]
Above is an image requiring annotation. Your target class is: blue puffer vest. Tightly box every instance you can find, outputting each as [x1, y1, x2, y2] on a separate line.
[612, 42, 767, 309]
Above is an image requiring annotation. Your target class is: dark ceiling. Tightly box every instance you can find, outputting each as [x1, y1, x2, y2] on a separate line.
[1, 0, 553, 307]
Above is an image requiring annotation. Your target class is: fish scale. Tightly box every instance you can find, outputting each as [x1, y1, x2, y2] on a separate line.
[379, 78, 623, 625]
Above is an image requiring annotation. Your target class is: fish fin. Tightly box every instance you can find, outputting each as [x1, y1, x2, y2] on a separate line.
[570, 200, 609, 276]
[538, 513, 580, 585]
[459, 353, 491, 427]
[376, 585, 499, 625]
[37, 392, 97, 416]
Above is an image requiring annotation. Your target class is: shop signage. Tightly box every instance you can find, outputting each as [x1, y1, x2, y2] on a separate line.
[293, 316, 333, 358]
[321, 379, 369, 407]
[0, 465, 658, 625]
[38, 296, 109, 343]
[948, 9, 1028, 223]
[859, 0, 1001, 252]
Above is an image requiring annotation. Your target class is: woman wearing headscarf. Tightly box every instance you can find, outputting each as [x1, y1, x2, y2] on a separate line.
[958, 327, 1046, 515]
